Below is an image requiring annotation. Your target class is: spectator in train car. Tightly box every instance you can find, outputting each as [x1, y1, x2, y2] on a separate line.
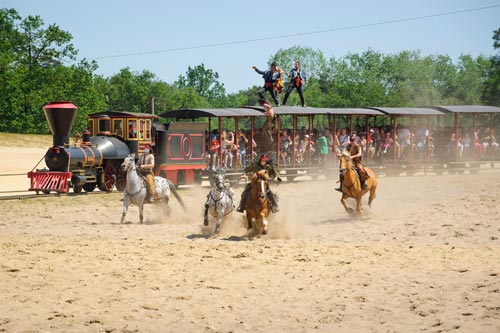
[297, 134, 307, 164]
[382, 131, 393, 155]
[398, 126, 411, 159]
[368, 128, 378, 159]
[359, 133, 368, 158]
[335, 133, 370, 191]
[221, 131, 235, 170]
[282, 61, 308, 107]
[280, 129, 292, 166]
[317, 130, 329, 169]
[472, 128, 483, 159]
[461, 131, 472, 158]
[338, 128, 349, 149]
[137, 144, 157, 203]
[252, 62, 281, 106]
[447, 132, 464, 159]
[128, 124, 136, 138]
[237, 130, 249, 168]
[207, 134, 220, 171]
[480, 128, 499, 159]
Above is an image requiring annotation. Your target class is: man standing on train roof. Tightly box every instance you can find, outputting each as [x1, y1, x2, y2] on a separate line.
[335, 133, 370, 192]
[282, 61, 308, 107]
[252, 62, 281, 107]
[236, 153, 281, 213]
[137, 144, 157, 203]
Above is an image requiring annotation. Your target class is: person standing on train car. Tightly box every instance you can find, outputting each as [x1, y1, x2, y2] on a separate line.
[137, 144, 157, 203]
[252, 62, 281, 106]
[282, 61, 308, 107]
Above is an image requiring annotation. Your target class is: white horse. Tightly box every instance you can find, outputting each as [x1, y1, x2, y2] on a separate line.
[203, 169, 236, 235]
[120, 154, 186, 224]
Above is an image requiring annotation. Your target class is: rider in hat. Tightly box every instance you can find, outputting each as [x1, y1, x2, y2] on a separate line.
[137, 144, 157, 203]
[335, 133, 369, 191]
[236, 153, 281, 213]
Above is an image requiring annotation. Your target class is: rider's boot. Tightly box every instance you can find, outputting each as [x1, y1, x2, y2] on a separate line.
[268, 191, 280, 213]
[361, 180, 367, 190]
[236, 202, 245, 213]
[335, 175, 344, 192]
[236, 187, 249, 213]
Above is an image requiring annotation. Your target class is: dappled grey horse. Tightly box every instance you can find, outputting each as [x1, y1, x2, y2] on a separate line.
[120, 154, 185, 224]
[203, 169, 236, 235]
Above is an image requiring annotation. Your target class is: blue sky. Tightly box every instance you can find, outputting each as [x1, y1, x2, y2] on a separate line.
[4, 0, 500, 93]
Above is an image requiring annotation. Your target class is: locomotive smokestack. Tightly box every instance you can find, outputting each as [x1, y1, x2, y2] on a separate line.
[43, 101, 78, 147]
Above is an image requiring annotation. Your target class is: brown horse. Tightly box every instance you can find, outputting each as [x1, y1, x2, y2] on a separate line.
[245, 169, 271, 236]
[337, 151, 377, 214]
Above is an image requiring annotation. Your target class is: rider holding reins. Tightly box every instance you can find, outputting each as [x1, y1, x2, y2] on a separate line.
[335, 133, 370, 191]
[137, 144, 157, 203]
[236, 153, 281, 213]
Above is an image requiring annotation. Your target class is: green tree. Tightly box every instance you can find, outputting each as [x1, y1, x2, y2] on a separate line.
[175, 63, 226, 102]
[482, 28, 500, 106]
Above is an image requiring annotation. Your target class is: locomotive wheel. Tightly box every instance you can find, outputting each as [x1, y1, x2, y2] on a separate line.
[98, 163, 116, 192]
[83, 183, 96, 192]
[73, 185, 83, 193]
[115, 163, 126, 192]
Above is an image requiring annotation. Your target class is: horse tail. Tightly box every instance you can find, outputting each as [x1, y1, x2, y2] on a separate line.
[166, 179, 187, 212]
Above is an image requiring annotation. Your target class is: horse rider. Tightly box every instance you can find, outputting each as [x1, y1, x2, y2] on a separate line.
[236, 153, 281, 213]
[137, 144, 157, 203]
[335, 133, 370, 191]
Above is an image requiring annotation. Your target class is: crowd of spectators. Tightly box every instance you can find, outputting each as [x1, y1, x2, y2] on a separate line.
[204, 125, 499, 170]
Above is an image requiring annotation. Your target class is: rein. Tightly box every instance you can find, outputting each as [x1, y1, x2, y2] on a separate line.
[124, 161, 145, 197]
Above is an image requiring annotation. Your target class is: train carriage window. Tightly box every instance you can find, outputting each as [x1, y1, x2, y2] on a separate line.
[128, 120, 137, 139]
[87, 119, 95, 135]
[145, 119, 151, 139]
[138, 120, 145, 139]
[113, 119, 123, 136]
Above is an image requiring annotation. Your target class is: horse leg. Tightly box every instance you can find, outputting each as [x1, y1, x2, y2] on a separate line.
[120, 196, 129, 224]
[356, 197, 363, 215]
[261, 215, 269, 235]
[368, 184, 377, 207]
[214, 209, 224, 235]
[139, 203, 144, 224]
[203, 202, 209, 226]
[341, 195, 353, 214]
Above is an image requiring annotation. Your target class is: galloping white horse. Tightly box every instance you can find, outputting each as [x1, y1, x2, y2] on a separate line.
[120, 154, 186, 224]
[203, 169, 236, 235]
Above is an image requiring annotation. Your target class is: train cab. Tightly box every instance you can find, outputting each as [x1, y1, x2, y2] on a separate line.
[87, 111, 159, 155]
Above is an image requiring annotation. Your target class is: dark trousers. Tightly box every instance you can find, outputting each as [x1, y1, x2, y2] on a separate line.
[282, 84, 305, 106]
[258, 86, 280, 106]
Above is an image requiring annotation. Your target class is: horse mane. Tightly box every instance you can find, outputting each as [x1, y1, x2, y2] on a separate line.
[251, 169, 269, 183]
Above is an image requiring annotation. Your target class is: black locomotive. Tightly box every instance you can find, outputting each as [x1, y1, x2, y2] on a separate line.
[28, 101, 207, 194]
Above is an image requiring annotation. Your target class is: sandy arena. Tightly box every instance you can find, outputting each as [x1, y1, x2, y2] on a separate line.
[0, 147, 499, 332]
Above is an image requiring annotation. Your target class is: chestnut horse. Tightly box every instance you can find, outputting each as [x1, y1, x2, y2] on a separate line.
[337, 151, 377, 214]
[245, 169, 271, 236]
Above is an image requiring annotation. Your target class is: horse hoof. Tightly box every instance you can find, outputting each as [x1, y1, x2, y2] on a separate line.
[203, 220, 209, 226]
[262, 229, 268, 235]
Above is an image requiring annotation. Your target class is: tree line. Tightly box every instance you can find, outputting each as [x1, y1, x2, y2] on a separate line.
[1, 8, 499, 134]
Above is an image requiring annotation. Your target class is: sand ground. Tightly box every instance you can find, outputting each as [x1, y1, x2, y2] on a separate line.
[0, 147, 499, 332]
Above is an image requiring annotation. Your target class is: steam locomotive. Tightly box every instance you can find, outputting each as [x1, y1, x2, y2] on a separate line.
[28, 102, 206, 194]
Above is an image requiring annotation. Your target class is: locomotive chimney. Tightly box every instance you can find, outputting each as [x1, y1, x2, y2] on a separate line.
[43, 101, 78, 147]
